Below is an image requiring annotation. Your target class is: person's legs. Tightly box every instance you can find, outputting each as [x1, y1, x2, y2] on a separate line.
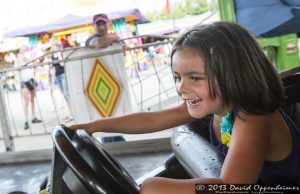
[61, 73, 68, 100]
[56, 73, 69, 101]
[55, 74, 63, 94]
[22, 88, 30, 129]
[29, 89, 36, 118]
[56, 73, 73, 121]
[30, 88, 42, 124]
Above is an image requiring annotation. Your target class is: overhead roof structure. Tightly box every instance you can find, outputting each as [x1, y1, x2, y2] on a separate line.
[137, 11, 218, 36]
[4, 8, 149, 38]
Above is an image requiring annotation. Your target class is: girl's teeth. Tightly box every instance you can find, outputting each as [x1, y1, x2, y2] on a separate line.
[187, 99, 200, 105]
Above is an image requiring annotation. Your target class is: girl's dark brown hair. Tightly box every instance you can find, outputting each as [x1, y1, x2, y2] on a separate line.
[171, 21, 285, 114]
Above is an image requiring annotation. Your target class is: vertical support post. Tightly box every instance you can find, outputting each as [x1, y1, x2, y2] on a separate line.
[0, 81, 14, 152]
[218, 0, 237, 22]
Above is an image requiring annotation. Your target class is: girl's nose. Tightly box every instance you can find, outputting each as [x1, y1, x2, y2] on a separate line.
[177, 79, 189, 94]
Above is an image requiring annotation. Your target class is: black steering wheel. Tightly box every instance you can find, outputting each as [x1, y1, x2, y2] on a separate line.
[53, 125, 140, 194]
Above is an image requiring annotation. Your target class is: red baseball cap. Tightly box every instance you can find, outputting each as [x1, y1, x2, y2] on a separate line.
[93, 13, 109, 25]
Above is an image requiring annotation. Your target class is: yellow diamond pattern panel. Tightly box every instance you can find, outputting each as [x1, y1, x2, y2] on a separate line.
[85, 59, 122, 117]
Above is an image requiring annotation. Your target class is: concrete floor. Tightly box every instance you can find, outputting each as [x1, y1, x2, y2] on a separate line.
[0, 151, 171, 194]
[0, 161, 50, 194]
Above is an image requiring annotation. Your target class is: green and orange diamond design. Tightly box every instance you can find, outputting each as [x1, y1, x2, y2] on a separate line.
[85, 58, 122, 117]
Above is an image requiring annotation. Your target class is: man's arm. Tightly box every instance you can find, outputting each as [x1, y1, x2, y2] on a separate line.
[90, 35, 121, 48]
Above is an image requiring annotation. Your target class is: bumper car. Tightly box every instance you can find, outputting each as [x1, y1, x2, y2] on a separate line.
[40, 67, 300, 194]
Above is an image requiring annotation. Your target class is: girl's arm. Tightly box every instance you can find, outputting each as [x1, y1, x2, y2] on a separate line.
[219, 112, 270, 183]
[69, 103, 194, 134]
[140, 113, 271, 194]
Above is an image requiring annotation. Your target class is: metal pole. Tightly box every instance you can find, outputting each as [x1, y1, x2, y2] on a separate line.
[0, 80, 14, 152]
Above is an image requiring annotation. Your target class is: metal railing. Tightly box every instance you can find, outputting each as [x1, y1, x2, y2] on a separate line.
[0, 35, 180, 152]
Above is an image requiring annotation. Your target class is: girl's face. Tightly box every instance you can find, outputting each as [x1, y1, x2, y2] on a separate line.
[172, 48, 223, 118]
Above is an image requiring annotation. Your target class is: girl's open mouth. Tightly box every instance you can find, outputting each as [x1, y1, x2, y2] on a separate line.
[186, 99, 201, 106]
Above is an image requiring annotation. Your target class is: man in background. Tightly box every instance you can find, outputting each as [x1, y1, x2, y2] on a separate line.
[85, 13, 121, 48]
[85, 13, 125, 143]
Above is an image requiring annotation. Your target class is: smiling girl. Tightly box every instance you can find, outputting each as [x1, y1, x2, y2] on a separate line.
[69, 22, 300, 193]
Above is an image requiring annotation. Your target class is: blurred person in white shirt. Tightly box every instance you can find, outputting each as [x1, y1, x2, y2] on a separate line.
[14, 45, 42, 130]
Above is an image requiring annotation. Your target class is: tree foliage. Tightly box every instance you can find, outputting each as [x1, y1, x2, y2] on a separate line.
[146, 0, 218, 21]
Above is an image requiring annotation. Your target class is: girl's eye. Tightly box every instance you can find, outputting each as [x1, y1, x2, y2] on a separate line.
[190, 76, 203, 81]
[174, 74, 181, 82]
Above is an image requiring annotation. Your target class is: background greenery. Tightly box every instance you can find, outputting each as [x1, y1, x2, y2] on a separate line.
[146, 0, 218, 21]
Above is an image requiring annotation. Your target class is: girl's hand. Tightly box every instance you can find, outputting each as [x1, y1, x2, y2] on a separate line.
[66, 123, 93, 133]
[67, 124, 81, 130]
